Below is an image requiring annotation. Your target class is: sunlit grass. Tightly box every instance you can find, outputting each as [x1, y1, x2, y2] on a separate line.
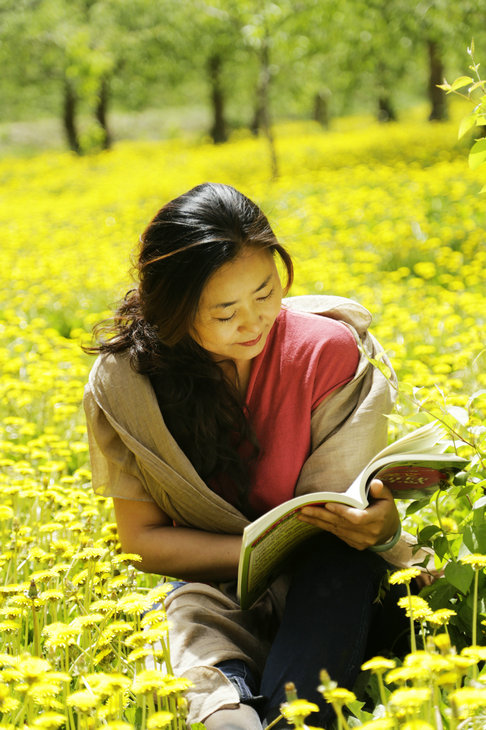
[0, 114, 485, 728]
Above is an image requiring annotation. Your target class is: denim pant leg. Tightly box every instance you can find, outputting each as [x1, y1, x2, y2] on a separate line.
[260, 532, 389, 728]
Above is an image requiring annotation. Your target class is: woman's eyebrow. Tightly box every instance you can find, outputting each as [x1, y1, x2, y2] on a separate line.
[210, 274, 272, 309]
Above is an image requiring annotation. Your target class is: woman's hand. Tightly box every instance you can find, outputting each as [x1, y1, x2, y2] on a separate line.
[297, 479, 400, 551]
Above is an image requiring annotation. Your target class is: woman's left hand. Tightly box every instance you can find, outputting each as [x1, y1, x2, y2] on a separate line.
[298, 479, 400, 551]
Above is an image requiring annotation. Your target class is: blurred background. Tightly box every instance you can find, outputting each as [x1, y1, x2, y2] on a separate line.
[1, 0, 484, 155]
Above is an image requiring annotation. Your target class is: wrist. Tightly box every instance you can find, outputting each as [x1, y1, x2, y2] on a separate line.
[368, 522, 401, 552]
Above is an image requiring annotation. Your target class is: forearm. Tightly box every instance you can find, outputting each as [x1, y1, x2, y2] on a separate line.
[120, 523, 242, 582]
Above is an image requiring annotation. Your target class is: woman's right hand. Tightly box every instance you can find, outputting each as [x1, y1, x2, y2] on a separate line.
[113, 497, 242, 582]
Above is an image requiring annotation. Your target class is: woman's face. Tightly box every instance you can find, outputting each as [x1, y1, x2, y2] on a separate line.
[191, 247, 283, 364]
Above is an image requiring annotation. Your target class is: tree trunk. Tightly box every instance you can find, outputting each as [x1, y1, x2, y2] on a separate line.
[253, 39, 278, 179]
[63, 79, 81, 154]
[95, 76, 112, 150]
[313, 90, 330, 128]
[428, 39, 448, 121]
[377, 95, 397, 122]
[208, 53, 227, 144]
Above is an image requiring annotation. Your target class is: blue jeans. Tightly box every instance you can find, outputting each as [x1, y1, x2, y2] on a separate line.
[218, 532, 408, 728]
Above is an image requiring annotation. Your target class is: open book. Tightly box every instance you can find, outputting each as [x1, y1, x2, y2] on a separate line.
[237, 421, 468, 609]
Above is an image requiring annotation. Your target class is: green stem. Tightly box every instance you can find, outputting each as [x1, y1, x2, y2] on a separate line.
[335, 704, 350, 730]
[435, 490, 455, 562]
[31, 602, 41, 656]
[472, 568, 479, 648]
[265, 714, 285, 729]
[407, 584, 417, 653]
[377, 672, 387, 707]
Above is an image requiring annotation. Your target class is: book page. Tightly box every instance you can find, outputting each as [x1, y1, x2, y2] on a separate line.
[372, 420, 446, 462]
[240, 508, 320, 607]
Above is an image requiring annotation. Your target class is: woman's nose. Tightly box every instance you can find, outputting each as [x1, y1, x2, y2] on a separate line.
[238, 308, 261, 333]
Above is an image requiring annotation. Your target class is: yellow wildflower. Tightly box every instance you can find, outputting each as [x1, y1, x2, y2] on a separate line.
[389, 568, 421, 585]
[459, 554, 486, 570]
[146, 711, 175, 729]
[397, 595, 433, 620]
[280, 698, 319, 721]
[389, 687, 431, 709]
[361, 656, 396, 673]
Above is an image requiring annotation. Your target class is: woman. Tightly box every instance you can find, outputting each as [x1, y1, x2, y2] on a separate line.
[84, 183, 423, 729]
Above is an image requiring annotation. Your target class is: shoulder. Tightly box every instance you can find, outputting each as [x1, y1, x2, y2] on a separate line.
[86, 350, 147, 406]
[276, 307, 358, 360]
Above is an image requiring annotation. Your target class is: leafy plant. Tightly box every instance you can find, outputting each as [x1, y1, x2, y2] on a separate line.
[438, 41, 486, 188]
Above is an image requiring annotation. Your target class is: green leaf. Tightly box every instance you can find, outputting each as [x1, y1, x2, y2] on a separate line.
[469, 138, 486, 170]
[433, 535, 451, 560]
[450, 76, 473, 91]
[406, 500, 427, 516]
[446, 405, 469, 426]
[444, 561, 474, 595]
[419, 525, 441, 542]
[458, 113, 478, 139]
[463, 523, 486, 553]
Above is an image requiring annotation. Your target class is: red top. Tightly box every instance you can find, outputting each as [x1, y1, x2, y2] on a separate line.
[241, 307, 359, 516]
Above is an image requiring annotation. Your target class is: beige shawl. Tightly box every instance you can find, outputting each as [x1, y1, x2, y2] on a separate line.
[83, 295, 428, 722]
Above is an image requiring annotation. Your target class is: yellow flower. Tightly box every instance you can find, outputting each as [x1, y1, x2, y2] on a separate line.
[321, 687, 356, 705]
[359, 720, 396, 729]
[111, 553, 142, 566]
[0, 506, 14, 520]
[42, 622, 78, 648]
[450, 687, 486, 711]
[461, 646, 486, 662]
[67, 690, 101, 711]
[428, 609, 456, 627]
[146, 711, 174, 729]
[389, 687, 431, 709]
[433, 633, 452, 652]
[132, 670, 170, 694]
[147, 583, 174, 603]
[459, 554, 486, 570]
[389, 568, 421, 585]
[362, 656, 396, 674]
[280, 698, 319, 721]
[117, 592, 152, 615]
[397, 596, 433, 620]
[32, 711, 67, 729]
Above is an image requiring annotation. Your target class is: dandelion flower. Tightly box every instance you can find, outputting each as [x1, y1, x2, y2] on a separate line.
[156, 675, 193, 697]
[146, 711, 174, 729]
[42, 622, 78, 648]
[147, 584, 174, 603]
[111, 553, 142, 566]
[397, 595, 433, 620]
[280, 699, 319, 722]
[389, 687, 431, 709]
[450, 687, 486, 711]
[389, 568, 421, 585]
[459, 554, 486, 570]
[361, 656, 396, 673]
[428, 609, 456, 627]
[0, 506, 14, 520]
[32, 712, 67, 729]
[117, 592, 152, 614]
[461, 646, 486, 662]
[132, 670, 169, 694]
[67, 690, 101, 711]
[321, 687, 356, 705]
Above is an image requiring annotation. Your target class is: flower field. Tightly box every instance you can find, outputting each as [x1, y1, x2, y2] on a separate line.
[1, 113, 486, 728]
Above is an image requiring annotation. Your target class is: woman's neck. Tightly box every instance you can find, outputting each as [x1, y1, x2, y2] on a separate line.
[218, 358, 252, 398]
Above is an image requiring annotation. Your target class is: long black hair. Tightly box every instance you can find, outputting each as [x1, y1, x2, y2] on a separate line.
[87, 182, 293, 511]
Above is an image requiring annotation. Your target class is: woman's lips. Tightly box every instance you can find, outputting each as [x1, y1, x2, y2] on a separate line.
[237, 333, 262, 347]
